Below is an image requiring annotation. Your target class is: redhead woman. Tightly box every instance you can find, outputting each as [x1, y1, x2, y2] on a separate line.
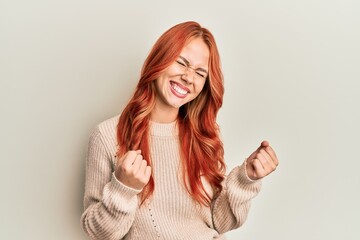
[81, 21, 279, 240]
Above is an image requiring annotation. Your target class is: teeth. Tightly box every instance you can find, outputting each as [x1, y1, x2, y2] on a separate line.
[172, 83, 187, 95]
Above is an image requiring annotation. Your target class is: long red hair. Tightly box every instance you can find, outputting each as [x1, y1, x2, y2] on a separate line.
[116, 21, 225, 206]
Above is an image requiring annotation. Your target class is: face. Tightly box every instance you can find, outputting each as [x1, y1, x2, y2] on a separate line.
[154, 37, 209, 116]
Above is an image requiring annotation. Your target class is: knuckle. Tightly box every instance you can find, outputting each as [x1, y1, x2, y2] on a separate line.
[121, 164, 129, 172]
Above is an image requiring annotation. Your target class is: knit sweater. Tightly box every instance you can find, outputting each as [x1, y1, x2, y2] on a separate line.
[81, 115, 262, 240]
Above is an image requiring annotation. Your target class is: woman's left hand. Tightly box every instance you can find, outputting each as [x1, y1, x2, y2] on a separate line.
[245, 140, 279, 181]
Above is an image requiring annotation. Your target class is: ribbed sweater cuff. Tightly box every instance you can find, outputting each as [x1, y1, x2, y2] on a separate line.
[101, 173, 142, 214]
[109, 173, 142, 199]
[237, 161, 261, 185]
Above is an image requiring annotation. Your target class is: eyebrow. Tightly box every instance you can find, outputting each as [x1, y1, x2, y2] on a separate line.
[179, 56, 208, 75]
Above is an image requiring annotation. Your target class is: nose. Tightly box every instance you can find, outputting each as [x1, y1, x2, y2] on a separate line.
[181, 68, 194, 85]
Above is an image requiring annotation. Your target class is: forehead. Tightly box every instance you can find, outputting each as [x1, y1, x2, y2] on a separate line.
[180, 38, 209, 67]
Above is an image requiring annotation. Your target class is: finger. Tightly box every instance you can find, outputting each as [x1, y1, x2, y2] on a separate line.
[261, 140, 269, 148]
[137, 162, 151, 184]
[258, 149, 277, 170]
[132, 158, 142, 172]
[264, 146, 279, 166]
[247, 140, 270, 162]
[138, 159, 148, 174]
[144, 166, 152, 180]
[252, 159, 266, 179]
[132, 154, 144, 172]
[254, 140, 269, 154]
[133, 153, 143, 164]
[122, 150, 139, 167]
[254, 151, 266, 170]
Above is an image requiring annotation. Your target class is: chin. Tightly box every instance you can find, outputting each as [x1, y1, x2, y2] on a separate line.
[170, 103, 183, 109]
[166, 98, 185, 108]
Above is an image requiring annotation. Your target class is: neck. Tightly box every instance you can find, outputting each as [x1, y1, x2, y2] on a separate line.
[150, 104, 179, 123]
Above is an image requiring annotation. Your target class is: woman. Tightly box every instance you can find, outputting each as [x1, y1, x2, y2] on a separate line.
[81, 21, 279, 240]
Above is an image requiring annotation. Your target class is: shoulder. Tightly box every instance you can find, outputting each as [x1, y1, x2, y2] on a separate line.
[96, 115, 120, 135]
[90, 114, 120, 156]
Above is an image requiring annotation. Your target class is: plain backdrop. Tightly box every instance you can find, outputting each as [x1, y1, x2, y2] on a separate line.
[1, 0, 359, 239]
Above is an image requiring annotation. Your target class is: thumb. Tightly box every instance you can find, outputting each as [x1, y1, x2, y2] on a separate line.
[248, 140, 270, 160]
[260, 140, 269, 148]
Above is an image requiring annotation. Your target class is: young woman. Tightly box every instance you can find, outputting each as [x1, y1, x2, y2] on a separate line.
[81, 21, 279, 240]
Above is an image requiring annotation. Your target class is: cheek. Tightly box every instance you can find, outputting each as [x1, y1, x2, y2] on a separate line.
[155, 76, 168, 91]
[194, 80, 207, 96]
[155, 68, 177, 89]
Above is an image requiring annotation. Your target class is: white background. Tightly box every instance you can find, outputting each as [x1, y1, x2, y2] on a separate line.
[1, 0, 359, 239]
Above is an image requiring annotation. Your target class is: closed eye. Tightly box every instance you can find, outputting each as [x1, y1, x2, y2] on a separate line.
[195, 71, 205, 78]
[176, 57, 208, 79]
[176, 60, 186, 67]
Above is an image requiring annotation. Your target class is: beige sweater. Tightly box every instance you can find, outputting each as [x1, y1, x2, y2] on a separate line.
[81, 115, 262, 240]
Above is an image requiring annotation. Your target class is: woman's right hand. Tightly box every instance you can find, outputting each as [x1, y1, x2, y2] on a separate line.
[115, 150, 152, 190]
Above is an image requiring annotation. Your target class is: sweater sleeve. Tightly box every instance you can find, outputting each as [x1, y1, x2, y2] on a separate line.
[211, 160, 262, 234]
[80, 126, 141, 240]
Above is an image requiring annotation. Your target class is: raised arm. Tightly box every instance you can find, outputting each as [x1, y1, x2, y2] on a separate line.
[80, 127, 140, 240]
[212, 140, 279, 234]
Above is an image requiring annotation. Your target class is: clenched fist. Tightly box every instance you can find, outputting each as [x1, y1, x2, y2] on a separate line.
[115, 150, 152, 190]
[246, 141, 279, 181]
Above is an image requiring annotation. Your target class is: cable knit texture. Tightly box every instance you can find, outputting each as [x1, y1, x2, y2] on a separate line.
[81, 115, 262, 240]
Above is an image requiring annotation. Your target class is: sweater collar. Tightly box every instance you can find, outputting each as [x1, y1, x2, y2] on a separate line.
[150, 120, 179, 137]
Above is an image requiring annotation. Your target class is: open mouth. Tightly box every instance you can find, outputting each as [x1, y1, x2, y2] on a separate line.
[170, 81, 189, 98]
